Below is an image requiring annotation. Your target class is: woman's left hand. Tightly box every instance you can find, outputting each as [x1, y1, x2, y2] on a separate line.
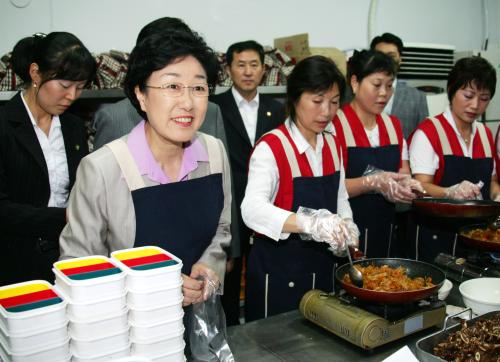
[190, 262, 221, 302]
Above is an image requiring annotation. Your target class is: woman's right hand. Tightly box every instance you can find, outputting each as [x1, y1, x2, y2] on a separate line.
[181, 274, 204, 307]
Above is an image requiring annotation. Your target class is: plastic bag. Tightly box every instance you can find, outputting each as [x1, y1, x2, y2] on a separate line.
[189, 277, 234, 362]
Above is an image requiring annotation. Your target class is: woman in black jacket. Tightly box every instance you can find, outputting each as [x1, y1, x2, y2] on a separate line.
[0, 32, 96, 286]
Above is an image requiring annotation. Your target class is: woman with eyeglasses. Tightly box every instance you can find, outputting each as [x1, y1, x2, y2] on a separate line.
[60, 31, 231, 307]
[0, 32, 96, 286]
[409, 56, 499, 262]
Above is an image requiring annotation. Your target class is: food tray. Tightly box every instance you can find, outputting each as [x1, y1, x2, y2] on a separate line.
[53, 256, 125, 303]
[131, 328, 185, 357]
[71, 344, 131, 362]
[0, 337, 70, 362]
[0, 320, 68, 354]
[69, 307, 128, 340]
[0, 280, 67, 334]
[147, 342, 186, 362]
[129, 311, 184, 339]
[127, 281, 183, 309]
[128, 296, 183, 326]
[416, 309, 499, 362]
[64, 289, 127, 319]
[70, 328, 129, 357]
[110, 247, 182, 291]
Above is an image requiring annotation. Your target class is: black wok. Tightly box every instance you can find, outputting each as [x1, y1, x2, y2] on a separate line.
[458, 223, 500, 252]
[335, 258, 445, 304]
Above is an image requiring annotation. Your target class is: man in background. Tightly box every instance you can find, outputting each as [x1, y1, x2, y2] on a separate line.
[211, 40, 285, 325]
[92, 17, 228, 150]
[370, 32, 429, 138]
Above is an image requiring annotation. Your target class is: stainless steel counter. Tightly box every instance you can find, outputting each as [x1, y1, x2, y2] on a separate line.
[226, 285, 465, 361]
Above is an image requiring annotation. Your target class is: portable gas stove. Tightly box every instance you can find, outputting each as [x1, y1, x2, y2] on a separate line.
[299, 289, 446, 350]
[435, 252, 500, 282]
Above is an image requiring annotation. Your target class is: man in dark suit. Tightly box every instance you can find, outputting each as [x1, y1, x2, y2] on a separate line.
[370, 32, 429, 138]
[211, 40, 285, 325]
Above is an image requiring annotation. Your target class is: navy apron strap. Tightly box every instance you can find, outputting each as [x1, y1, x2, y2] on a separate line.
[106, 139, 145, 191]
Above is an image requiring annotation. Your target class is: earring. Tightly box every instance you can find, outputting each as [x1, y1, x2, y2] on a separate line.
[33, 82, 37, 88]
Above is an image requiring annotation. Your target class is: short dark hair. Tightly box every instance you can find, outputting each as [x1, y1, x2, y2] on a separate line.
[225, 40, 265, 66]
[447, 56, 496, 102]
[11, 32, 96, 87]
[124, 30, 220, 121]
[136, 17, 191, 45]
[370, 33, 403, 55]
[347, 49, 397, 84]
[286, 55, 346, 122]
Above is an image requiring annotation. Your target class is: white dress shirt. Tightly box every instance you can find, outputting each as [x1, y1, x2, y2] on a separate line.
[21, 93, 70, 207]
[241, 119, 353, 241]
[363, 124, 409, 161]
[231, 87, 259, 145]
[410, 106, 495, 176]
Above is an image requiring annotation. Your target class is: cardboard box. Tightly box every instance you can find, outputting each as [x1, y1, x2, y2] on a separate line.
[274, 33, 311, 63]
[309, 47, 347, 76]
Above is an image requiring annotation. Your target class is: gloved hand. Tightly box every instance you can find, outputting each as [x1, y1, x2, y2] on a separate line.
[494, 194, 500, 202]
[400, 176, 425, 194]
[362, 171, 416, 203]
[190, 262, 221, 302]
[445, 180, 483, 200]
[296, 207, 351, 252]
[330, 218, 360, 257]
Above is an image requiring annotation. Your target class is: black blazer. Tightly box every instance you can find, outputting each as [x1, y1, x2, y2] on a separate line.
[0, 93, 89, 286]
[211, 90, 285, 251]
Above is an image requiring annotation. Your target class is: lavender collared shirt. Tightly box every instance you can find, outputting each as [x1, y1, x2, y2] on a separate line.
[127, 121, 208, 184]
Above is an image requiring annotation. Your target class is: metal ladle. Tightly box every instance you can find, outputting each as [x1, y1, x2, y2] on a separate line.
[345, 244, 363, 288]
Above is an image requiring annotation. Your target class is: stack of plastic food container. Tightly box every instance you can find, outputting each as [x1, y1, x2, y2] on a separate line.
[0, 280, 70, 362]
[111, 246, 185, 362]
[53, 256, 130, 362]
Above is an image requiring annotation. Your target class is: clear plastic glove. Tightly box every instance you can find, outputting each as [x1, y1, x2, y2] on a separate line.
[295, 206, 351, 253]
[182, 263, 221, 306]
[400, 176, 425, 194]
[362, 165, 415, 204]
[331, 218, 360, 257]
[445, 180, 483, 200]
[495, 194, 500, 202]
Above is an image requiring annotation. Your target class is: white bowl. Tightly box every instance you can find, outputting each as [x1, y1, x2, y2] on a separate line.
[437, 279, 453, 301]
[459, 277, 500, 315]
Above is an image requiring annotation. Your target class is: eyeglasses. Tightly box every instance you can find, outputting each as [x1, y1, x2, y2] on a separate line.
[145, 82, 211, 97]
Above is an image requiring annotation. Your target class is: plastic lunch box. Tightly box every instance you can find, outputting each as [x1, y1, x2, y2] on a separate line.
[131, 328, 185, 357]
[53, 256, 126, 303]
[70, 327, 129, 357]
[71, 344, 131, 362]
[129, 311, 184, 340]
[127, 281, 183, 309]
[0, 337, 70, 362]
[110, 247, 183, 292]
[146, 342, 186, 362]
[64, 289, 127, 320]
[0, 280, 67, 334]
[69, 307, 128, 340]
[128, 296, 183, 325]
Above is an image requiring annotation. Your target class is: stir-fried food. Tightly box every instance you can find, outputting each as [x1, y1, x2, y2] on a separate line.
[461, 227, 500, 243]
[433, 313, 500, 362]
[342, 264, 434, 291]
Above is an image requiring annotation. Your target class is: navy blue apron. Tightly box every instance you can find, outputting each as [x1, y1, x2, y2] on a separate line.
[346, 145, 400, 258]
[245, 172, 341, 322]
[416, 155, 492, 262]
[132, 173, 223, 274]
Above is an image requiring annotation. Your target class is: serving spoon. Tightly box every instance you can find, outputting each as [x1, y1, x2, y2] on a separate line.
[345, 244, 363, 288]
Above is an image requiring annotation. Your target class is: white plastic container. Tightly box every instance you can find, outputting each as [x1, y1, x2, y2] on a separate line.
[0, 337, 70, 362]
[129, 312, 184, 340]
[70, 328, 130, 357]
[0, 319, 68, 353]
[65, 290, 127, 319]
[110, 247, 183, 292]
[148, 342, 186, 362]
[53, 256, 125, 303]
[128, 297, 183, 325]
[0, 280, 67, 334]
[131, 328, 185, 357]
[127, 281, 182, 309]
[69, 307, 128, 340]
[71, 344, 131, 362]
